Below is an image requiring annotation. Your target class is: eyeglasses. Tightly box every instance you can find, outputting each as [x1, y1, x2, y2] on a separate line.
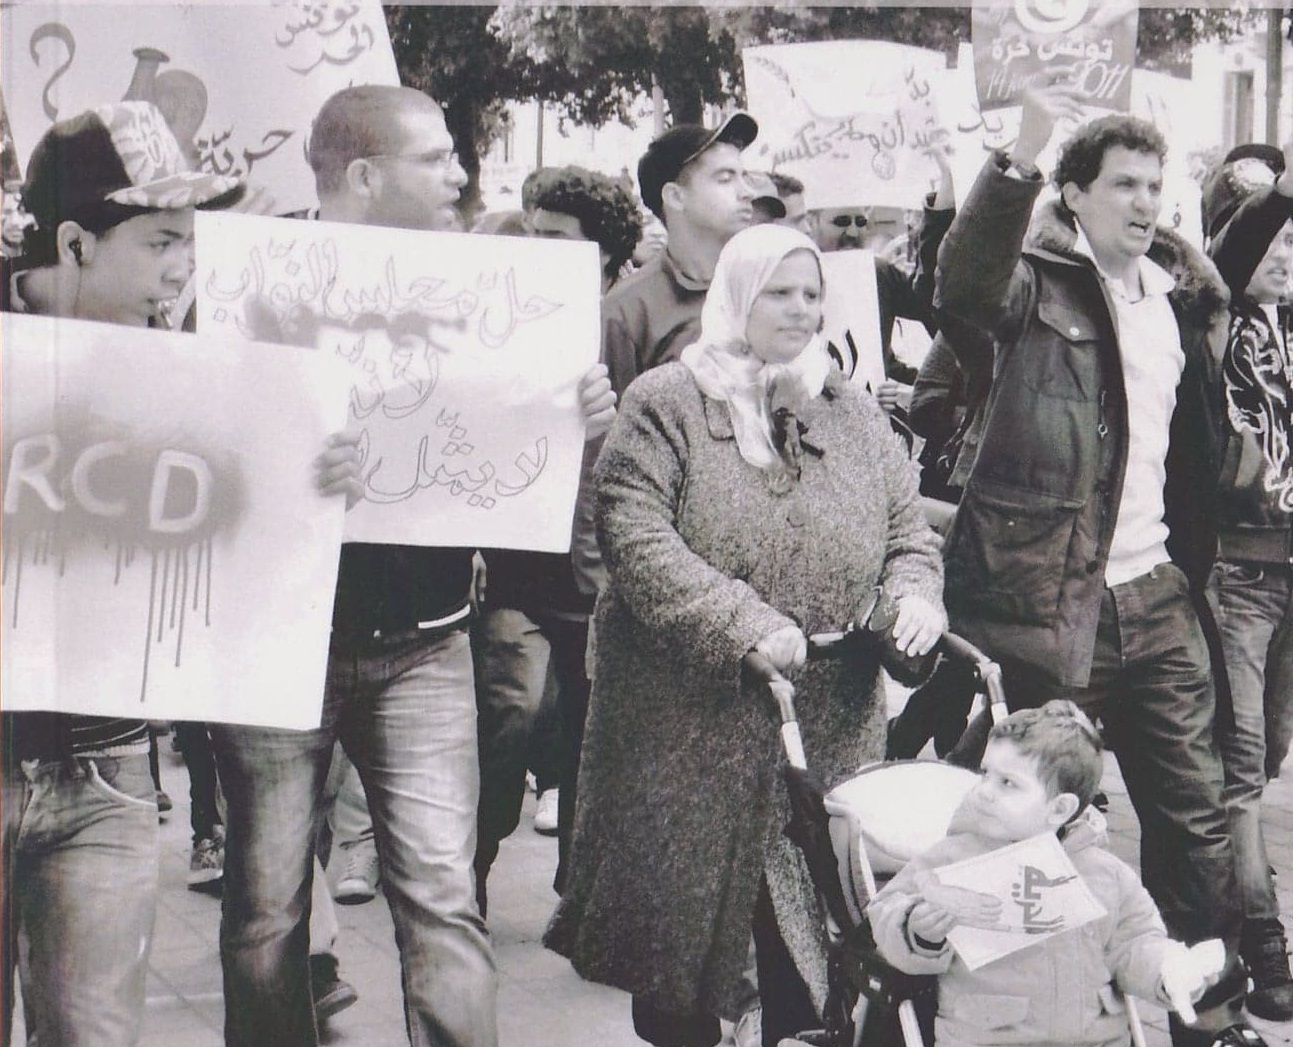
[830, 214, 869, 229]
[364, 150, 460, 170]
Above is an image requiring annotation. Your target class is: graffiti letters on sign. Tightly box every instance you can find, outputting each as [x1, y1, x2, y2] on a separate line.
[2, 429, 238, 703]
[1, 314, 349, 728]
[197, 212, 601, 553]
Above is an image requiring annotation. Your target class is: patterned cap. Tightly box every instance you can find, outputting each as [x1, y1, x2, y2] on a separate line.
[1202, 145, 1284, 241]
[21, 101, 242, 228]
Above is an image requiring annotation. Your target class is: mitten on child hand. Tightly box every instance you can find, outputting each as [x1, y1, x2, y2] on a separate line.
[1160, 939, 1225, 1024]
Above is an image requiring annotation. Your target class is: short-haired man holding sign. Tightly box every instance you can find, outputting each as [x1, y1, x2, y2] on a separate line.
[933, 79, 1264, 1047]
[209, 84, 614, 1047]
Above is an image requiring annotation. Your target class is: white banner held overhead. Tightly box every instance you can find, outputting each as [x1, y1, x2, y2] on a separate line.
[1, 1, 399, 214]
[743, 41, 949, 211]
[196, 211, 603, 552]
[2, 314, 350, 729]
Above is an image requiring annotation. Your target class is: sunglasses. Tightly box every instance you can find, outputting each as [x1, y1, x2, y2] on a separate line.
[830, 214, 869, 230]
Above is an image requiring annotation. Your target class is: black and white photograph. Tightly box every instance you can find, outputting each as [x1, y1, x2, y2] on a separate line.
[2, 2, 1293, 1046]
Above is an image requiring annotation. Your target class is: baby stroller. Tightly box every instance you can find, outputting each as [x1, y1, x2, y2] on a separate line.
[745, 605, 1154, 1047]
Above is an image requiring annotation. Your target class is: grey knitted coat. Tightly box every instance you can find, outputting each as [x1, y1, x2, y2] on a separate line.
[544, 361, 944, 1021]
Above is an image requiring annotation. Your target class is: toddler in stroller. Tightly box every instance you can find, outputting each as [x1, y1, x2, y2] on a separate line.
[760, 628, 1225, 1047]
[866, 701, 1223, 1047]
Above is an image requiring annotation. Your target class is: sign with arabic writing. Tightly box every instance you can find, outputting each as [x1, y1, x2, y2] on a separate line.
[743, 41, 948, 211]
[195, 211, 603, 552]
[971, 0, 1137, 113]
[935, 46, 1204, 247]
[819, 250, 885, 393]
[927, 831, 1107, 970]
[2, 313, 350, 729]
[1, 1, 399, 215]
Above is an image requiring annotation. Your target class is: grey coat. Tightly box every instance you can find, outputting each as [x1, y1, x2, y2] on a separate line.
[544, 362, 944, 1020]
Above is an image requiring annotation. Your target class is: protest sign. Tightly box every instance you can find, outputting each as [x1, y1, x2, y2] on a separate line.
[196, 211, 603, 552]
[1, 1, 399, 214]
[930, 831, 1107, 970]
[2, 314, 350, 729]
[743, 41, 948, 211]
[820, 250, 886, 392]
[971, 0, 1137, 113]
[936, 45, 1204, 246]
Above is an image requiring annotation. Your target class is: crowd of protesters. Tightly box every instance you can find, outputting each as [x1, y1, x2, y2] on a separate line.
[3, 36, 1293, 1047]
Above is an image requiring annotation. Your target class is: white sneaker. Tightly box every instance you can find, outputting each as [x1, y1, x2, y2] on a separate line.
[334, 839, 379, 904]
[534, 789, 559, 835]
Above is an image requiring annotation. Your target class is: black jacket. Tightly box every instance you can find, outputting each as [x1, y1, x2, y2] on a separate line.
[1209, 185, 1293, 563]
[934, 159, 1229, 686]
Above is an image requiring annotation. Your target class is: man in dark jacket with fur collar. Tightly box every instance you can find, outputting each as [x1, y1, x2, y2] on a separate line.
[934, 81, 1261, 1047]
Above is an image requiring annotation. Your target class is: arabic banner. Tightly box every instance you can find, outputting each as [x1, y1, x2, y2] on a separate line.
[196, 211, 603, 552]
[971, 0, 1138, 113]
[2, 314, 351, 729]
[1, 1, 399, 215]
[820, 250, 885, 393]
[929, 832, 1107, 970]
[743, 41, 948, 211]
[935, 46, 1204, 246]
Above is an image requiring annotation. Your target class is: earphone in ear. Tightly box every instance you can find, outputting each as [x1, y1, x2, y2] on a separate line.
[70, 239, 84, 265]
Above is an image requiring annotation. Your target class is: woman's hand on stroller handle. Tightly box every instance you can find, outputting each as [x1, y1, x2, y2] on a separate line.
[890, 595, 946, 657]
[753, 625, 808, 674]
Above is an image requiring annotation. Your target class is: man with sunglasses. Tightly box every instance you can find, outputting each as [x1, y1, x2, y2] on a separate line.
[209, 84, 614, 1047]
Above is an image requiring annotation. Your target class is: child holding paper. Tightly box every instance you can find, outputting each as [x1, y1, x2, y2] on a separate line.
[870, 701, 1224, 1047]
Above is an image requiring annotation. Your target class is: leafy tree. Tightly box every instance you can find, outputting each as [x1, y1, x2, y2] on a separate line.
[388, 4, 1263, 214]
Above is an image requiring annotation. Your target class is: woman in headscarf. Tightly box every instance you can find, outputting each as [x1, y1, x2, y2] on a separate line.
[545, 224, 945, 1047]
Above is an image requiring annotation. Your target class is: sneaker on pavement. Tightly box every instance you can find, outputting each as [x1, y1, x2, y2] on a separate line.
[187, 834, 225, 889]
[534, 789, 559, 835]
[1243, 917, 1293, 1021]
[309, 954, 358, 1023]
[334, 839, 379, 905]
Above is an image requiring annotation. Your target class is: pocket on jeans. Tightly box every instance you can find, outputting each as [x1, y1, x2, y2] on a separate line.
[86, 758, 158, 810]
[1215, 560, 1265, 587]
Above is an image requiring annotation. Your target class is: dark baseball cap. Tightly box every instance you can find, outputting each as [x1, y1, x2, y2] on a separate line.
[638, 112, 758, 219]
[22, 101, 243, 230]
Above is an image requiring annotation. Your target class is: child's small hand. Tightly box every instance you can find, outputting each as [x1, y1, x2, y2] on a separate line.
[908, 899, 957, 943]
[913, 870, 1003, 930]
[1160, 939, 1225, 1025]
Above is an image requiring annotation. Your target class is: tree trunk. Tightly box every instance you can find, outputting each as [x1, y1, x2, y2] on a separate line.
[444, 103, 484, 226]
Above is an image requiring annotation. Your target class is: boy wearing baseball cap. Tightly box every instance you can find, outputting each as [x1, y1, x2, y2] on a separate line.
[1, 101, 355, 1047]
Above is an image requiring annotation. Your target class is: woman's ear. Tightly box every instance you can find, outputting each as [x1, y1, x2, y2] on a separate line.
[56, 221, 93, 266]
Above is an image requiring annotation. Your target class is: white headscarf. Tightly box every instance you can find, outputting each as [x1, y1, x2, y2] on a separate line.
[680, 224, 831, 472]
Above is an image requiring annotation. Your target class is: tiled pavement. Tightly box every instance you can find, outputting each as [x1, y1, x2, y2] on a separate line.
[14, 703, 1293, 1047]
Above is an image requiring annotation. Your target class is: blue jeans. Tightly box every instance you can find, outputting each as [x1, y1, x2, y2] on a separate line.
[210, 627, 496, 1047]
[1209, 560, 1293, 921]
[2, 753, 159, 1047]
[994, 565, 1243, 1038]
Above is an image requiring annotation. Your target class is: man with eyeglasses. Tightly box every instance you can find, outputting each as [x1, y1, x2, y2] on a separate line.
[209, 84, 615, 1047]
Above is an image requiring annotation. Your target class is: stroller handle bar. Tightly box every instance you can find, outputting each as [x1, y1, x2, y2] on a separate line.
[743, 629, 1009, 769]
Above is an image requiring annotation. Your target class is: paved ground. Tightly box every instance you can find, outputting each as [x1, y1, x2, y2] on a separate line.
[14, 701, 1293, 1047]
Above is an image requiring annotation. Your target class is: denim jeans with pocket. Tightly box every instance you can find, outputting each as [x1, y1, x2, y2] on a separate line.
[211, 626, 496, 1047]
[2, 752, 159, 1047]
[1208, 559, 1293, 921]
